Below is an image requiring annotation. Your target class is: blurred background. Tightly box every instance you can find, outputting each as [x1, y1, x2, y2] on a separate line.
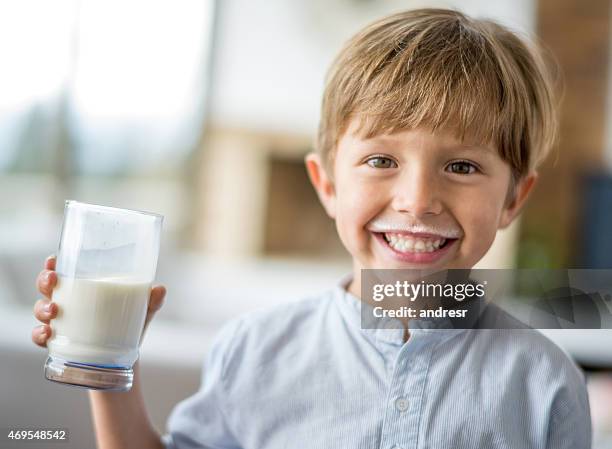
[0, 0, 611, 448]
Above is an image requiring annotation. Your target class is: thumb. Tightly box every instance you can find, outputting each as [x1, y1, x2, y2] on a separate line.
[140, 285, 166, 346]
[148, 285, 166, 315]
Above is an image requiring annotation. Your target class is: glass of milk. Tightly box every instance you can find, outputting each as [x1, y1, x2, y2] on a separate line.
[44, 200, 163, 391]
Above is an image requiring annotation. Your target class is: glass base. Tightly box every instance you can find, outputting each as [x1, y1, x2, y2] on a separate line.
[44, 356, 133, 391]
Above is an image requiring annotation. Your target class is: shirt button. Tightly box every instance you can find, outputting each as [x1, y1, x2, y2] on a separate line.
[394, 397, 409, 412]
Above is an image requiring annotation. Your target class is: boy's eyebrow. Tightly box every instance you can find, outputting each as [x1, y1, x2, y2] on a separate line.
[443, 144, 496, 153]
[362, 135, 496, 155]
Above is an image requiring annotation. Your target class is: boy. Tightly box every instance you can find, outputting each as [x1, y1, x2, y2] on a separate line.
[32, 8, 591, 449]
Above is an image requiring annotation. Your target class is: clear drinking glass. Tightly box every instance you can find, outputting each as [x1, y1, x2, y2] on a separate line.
[44, 200, 163, 391]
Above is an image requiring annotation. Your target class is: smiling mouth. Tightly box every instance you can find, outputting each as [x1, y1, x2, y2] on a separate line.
[380, 232, 455, 254]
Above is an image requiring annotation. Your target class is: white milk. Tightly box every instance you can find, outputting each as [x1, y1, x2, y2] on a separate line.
[47, 276, 151, 367]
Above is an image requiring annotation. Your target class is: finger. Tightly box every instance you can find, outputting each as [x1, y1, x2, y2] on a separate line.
[44, 255, 56, 271]
[31, 324, 51, 348]
[36, 270, 57, 299]
[148, 285, 166, 313]
[33, 299, 57, 324]
[140, 286, 166, 345]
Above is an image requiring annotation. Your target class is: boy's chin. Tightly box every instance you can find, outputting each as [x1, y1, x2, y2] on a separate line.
[357, 257, 453, 271]
[374, 261, 451, 270]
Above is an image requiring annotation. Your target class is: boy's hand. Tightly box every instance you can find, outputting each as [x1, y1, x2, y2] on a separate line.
[31, 255, 166, 348]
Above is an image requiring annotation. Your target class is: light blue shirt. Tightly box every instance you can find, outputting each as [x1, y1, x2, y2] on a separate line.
[162, 279, 591, 449]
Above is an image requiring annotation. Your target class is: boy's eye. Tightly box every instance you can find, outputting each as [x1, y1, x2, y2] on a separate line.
[447, 161, 479, 175]
[366, 156, 397, 169]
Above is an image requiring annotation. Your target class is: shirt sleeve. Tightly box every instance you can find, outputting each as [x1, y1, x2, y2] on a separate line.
[545, 372, 592, 449]
[162, 318, 244, 449]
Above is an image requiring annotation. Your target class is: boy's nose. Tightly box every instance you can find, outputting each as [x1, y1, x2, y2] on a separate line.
[391, 170, 443, 217]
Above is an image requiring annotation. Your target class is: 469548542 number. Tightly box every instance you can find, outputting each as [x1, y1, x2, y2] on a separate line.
[5, 429, 68, 441]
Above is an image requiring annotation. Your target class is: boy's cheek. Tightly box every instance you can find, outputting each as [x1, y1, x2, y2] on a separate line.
[334, 217, 364, 260]
[334, 200, 377, 255]
[455, 193, 500, 239]
[465, 232, 497, 266]
[465, 212, 501, 259]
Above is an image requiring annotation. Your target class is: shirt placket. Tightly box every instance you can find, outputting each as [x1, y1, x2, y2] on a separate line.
[378, 331, 435, 449]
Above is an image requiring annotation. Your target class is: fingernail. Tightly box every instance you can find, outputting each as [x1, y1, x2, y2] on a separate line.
[44, 303, 52, 313]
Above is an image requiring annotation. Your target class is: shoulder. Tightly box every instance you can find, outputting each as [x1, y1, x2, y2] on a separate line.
[229, 288, 336, 343]
[205, 288, 338, 378]
[466, 329, 589, 418]
[466, 329, 584, 381]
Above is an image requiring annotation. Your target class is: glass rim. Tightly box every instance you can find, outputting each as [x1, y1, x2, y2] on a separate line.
[65, 200, 164, 220]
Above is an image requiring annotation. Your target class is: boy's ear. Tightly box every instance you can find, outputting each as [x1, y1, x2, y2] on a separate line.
[304, 152, 336, 219]
[498, 172, 538, 229]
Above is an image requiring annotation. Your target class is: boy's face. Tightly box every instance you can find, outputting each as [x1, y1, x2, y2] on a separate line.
[307, 118, 537, 274]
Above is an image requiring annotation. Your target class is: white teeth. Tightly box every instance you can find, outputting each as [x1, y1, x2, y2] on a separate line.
[384, 233, 449, 254]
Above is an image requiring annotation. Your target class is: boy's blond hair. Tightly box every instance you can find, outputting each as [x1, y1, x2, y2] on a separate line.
[317, 8, 559, 182]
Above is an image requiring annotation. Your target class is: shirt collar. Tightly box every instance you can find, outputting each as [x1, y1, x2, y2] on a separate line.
[333, 274, 468, 347]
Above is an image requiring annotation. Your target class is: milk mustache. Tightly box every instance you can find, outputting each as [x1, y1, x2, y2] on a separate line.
[48, 276, 151, 367]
